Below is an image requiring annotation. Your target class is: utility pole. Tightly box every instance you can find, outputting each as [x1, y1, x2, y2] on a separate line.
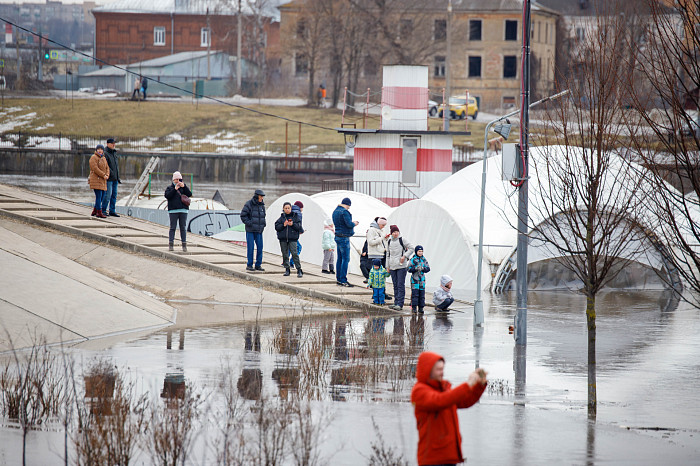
[236, 0, 242, 93]
[37, 30, 42, 81]
[206, 8, 211, 80]
[515, 0, 531, 346]
[444, 0, 452, 131]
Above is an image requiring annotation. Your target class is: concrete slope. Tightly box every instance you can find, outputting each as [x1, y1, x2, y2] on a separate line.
[0, 226, 175, 352]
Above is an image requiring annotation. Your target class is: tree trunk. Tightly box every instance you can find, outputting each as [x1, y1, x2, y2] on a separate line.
[586, 294, 597, 420]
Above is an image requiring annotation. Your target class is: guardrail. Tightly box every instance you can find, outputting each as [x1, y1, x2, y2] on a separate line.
[0, 131, 346, 156]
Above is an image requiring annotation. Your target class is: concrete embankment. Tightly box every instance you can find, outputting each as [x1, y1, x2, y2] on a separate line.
[0, 148, 353, 184]
[0, 183, 388, 351]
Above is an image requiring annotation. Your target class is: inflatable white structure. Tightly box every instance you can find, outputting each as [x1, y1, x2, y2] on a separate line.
[387, 145, 681, 296]
[262, 191, 393, 276]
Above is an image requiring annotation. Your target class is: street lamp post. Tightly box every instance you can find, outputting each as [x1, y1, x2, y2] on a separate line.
[473, 89, 570, 327]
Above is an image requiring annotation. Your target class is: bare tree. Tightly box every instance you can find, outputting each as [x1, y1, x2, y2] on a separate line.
[625, 0, 700, 307]
[531, 5, 650, 419]
[283, 0, 328, 105]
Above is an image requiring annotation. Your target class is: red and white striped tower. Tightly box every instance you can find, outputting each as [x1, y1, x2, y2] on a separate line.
[353, 65, 455, 207]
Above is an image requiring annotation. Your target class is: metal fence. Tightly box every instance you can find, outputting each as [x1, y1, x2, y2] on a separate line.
[321, 178, 420, 205]
[0, 130, 347, 156]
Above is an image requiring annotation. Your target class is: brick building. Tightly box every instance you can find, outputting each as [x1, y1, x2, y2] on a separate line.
[92, 0, 281, 67]
[279, 0, 558, 111]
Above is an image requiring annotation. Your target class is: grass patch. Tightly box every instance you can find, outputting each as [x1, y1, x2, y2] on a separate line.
[2, 98, 486, 147]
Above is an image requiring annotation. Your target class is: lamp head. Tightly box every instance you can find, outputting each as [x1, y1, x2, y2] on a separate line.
[493, 119, 512, 140]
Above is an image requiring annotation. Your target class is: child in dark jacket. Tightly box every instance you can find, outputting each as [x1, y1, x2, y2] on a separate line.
[274, 202, 303, 277]
[368, 259, 389, 305]
[408, 245, 430, 313]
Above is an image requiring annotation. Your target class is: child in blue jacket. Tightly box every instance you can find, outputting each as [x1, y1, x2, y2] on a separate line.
[408, 245, 430, 313]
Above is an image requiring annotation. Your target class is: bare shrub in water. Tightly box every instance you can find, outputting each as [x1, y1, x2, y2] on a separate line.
[73, 360, 148, 466]
[367, 418, 409, 466]
[246, 396, 292, 466]
[0, 339, 68, 465]
[287, 396, 332, 466]
[215, 359, 246, 466]
[146, 385, 202, 466]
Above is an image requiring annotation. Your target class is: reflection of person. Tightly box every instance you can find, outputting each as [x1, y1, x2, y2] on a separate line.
[368, 259, 389, 305]
[88, 144, 109, 218]
[164, 171, 192, 252]
[332, 197, 359, 287]
[411, 352, 488, 466]
[101, 138, 121, 217]
[409, 315, 425, 349]
[240, 189, 266, 271]
[408, 245, 431, 314]
[386, 225, 415, 311]
[321, 219, 336, 274]
[434, 275, 455, 311]
[275, 202, 303, 277]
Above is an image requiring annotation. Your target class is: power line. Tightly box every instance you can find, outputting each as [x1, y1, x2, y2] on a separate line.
[0, 17, 337, 132]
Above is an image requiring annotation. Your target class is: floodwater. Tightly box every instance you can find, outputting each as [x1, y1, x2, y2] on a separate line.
[2, 291, 699, 465]
[0, 174, 321, 209]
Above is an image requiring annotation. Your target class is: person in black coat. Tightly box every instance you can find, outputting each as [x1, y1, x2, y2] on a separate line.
[240, 189, 266, 271]
[360, 239, 371, 283]
[274, 202, 303, 277]
[164, 171, 192, 252]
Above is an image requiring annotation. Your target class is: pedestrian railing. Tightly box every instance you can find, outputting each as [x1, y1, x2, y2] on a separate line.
[321, 178, 420, 206]
[0, 130, 346, 156]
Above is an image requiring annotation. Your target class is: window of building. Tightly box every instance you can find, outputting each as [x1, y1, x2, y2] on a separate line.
[402, 138, 418, 184]
[295, 53, 309, 76]
[503, 55, 517, 78]
[545, 22, 549, 43]
[575, 27, 584, 41]
[502, 96, 517, 108]
[200, 27, 210, 47]
[433, 56, 445, 77]
[469, 19, 482, 41]
[505, 20, 518, 41]
[468, 56, 482, 77]
[154, 27, 166, 46]
[296, 20, 306, 38]
[434, 19, 446, 41]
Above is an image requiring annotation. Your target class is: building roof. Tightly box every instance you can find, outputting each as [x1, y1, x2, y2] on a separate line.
[127, 50, 224, 68]
[537, 0, 666, 16]
[93, 0, 286, 19]
[280, 0, 557, 15]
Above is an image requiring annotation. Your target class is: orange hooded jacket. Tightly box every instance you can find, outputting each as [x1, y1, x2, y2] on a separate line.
[411, 352, 486, 466]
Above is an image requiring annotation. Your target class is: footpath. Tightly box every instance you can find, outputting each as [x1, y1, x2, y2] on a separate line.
[0, 183, 387, 351]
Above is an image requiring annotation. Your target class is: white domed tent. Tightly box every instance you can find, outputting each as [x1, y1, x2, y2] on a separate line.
[263, 191, 392, 275]
[387, 145, 682, 296]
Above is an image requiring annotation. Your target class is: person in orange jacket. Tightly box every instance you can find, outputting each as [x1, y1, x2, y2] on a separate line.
[411, 351, 488, 466]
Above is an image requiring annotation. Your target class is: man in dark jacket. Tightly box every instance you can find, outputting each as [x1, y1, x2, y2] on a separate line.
[101, 138, 121, 217]
[141, 76, 148, 100]
[274, 202, 303, 277]
[332, 197, 358, 287]
[240, 189, 266, 271]
[411, 352, 487, 466]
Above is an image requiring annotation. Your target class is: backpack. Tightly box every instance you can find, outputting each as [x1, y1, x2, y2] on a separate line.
[388, 237, 407, 256]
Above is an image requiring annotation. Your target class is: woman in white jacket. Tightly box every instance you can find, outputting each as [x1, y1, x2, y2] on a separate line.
[366, 216, 388, 266]
[385, 225, 415, 311]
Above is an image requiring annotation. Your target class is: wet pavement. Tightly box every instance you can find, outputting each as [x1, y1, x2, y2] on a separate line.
[3, 290, 698, 464]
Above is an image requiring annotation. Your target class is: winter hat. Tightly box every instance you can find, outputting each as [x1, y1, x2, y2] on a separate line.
[372, 258, 382, 266]
[294, 201, 304, 209]
[95, 144, 105, 151]
[389, 225, 400, 234]
[172, 171, 182, 181]
[106, 138, 116, 144]
[254, 189, 266, 196]
[440, 275, 453, 287]
[415, 245, 423, 252]
[341, 197, 352, 206]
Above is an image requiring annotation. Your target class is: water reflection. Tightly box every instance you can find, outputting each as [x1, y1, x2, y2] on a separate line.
[433, 313, 454, 333]
[166, 329, 186, 350]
